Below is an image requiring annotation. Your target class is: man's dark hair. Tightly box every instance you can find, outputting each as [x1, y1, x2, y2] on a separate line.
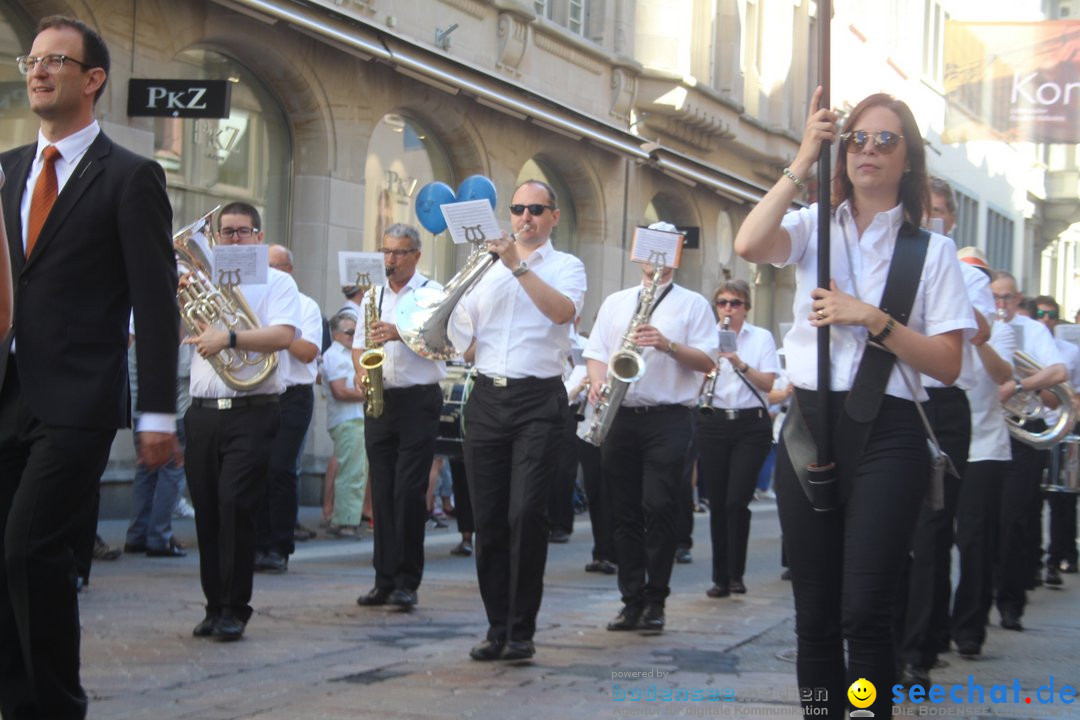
[1034, 295, 1060, 314]
[218, 202, 262, 230]
[928, 176, 957, 217]
[36, 16, 110, 103]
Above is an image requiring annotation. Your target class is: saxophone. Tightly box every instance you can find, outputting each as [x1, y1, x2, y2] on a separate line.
[583, 263, 666, 446]
[360, 284, 386, 418]
[696, 316, 731, 414]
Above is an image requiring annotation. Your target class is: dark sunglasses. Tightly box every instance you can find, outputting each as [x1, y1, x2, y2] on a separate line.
[839, 130, 904, 154]
[1036, 309, 1059, 320]
[342, 329, 356, 336]
[715, 299, 745, 308]
[509, 203, 554, 216]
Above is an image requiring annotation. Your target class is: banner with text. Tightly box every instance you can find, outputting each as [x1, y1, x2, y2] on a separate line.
[944, 20, 1080, 143]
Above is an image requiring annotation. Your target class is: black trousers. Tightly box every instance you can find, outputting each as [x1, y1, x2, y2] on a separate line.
[951, 459, 1005, 650]
[464, 376, 566, 643]
[604, 405, 692, 607]
[776, 392, 928, 719]
[449, 458, 474, 534]
[185, 401, 279, 624]
[365, 384, 441, 592]
[997, 427, 1047, 619]
[697, 411, 772, 585]
[897, 386, 970, 669]
[257, 384, 313, 556]
[0, 363, 115, 720]
[548, 407, 578, 535]
[675, 431, 697, 550]
[1046, 490, 1078, 568]
[578, 438, 613, 562]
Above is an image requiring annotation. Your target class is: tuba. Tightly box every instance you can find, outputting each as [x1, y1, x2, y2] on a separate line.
[395, 225, 529, 360]
[174, 207, 278, 392]
[359, 284, 386, 417]
[583, 263, 666, 447]
[1003, 349, 1076, 449]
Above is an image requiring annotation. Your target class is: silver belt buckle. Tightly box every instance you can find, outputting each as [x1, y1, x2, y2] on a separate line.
[724, 409, 738, 420]
[217, 398, 233, 410]
[493, 376, 508, 388]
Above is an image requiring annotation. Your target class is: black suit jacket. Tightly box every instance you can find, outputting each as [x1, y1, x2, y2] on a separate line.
[0, 131, 179, 429]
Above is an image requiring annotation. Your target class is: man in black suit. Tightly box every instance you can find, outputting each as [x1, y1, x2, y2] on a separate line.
[0, 16, 179, 720]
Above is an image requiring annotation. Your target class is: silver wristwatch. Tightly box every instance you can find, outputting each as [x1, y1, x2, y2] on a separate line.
[512, 261, 530, 278]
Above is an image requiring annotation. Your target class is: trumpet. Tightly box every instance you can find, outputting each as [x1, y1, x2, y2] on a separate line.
[696, 316, 731, 414]
[568, 375, 591, 421]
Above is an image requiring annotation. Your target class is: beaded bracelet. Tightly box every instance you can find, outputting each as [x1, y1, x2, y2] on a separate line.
[868, 316, 896, 344]
[782, 167, 805, 192]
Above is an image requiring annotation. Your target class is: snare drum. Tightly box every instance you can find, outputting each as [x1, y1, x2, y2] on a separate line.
[1043, 434, 1080, 493]
[435, 363, 472, 459]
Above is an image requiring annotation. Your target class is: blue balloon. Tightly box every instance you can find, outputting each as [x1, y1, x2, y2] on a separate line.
[456, 175, 497, 210]
[415, 182, 456, 234]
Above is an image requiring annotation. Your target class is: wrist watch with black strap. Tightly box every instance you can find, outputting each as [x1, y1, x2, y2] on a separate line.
[512, 261, 529, 278]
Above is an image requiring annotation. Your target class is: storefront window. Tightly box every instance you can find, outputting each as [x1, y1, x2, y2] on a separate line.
[364, 113, 455, 280]
[153, 49, 290, 240]
[0, 9, 37, 153]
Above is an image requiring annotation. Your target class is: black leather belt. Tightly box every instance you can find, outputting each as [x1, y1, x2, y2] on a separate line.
[191, 395, 279, 411]
[474, 374, 561, 388]
[385, 383, 440, 394]
[619, 404, 687, 415]
[711, 407, 767, 421]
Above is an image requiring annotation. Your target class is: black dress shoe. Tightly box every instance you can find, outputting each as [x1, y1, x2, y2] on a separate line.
[955, 641, 981, 659]
[639, 602, 664, 634]
[585, 560, 617, 574]
[254, 551, 287, 573]
[357, 587, 392, 606]
[706, 583, 730, 598]
[192, 614, 218, 638]
[730, 578, 747, 594]
[93, 535, 122, 561]
[674, 547, 692, 564]
[469, 638, 505, 661]
[549, 529, 571, 543]
[1062, 560, 1078, 574]
[780, 568, 792, 581]
[212, 615, 246, 642]
[146, 539, 187, 558]
[388, 589, 417, 608]
[606, 605, 643, 631]
[1000, 611, 1024, 631]
[1046, 565, 1064, 586]
[124, 542, 147, 554]
[450, 540, 473, 556]
[901, 664, 931, 688]
[501, 640, 535, 661]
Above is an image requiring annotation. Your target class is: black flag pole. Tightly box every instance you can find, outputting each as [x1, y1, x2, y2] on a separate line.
[815, 0, 832, 470]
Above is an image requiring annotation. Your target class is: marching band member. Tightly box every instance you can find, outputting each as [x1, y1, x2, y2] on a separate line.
[989, 271, 1066, 631]
[697, 279, 779, 599]
[584, 221, 716, 635]
[457, 180, 586, 662]
[352, 223, 446, 610]
[734, 89, 972, 717]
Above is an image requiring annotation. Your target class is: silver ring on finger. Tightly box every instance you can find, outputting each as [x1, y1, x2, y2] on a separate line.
[817, 309, 826, 320]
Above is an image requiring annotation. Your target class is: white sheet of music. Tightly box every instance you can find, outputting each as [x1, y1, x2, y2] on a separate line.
[212, 244, 268, 285]
[630, 227, 683, 268]
[441, 200, 503, 245]
[338, 251, 384, 287]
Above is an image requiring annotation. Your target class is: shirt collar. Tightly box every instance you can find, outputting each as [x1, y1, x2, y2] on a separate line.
[522, 239, 554, 263]
[835, 199, 906, 257]
[37, 120, 99, 163]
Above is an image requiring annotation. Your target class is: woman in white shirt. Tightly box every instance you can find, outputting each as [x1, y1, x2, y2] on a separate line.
[734, 88, 972, 718]
[697, 280, 779, 599]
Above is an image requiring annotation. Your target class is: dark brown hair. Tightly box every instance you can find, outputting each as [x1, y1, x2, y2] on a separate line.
[832, 93, 928, 230]
[36, 16, 110, 103]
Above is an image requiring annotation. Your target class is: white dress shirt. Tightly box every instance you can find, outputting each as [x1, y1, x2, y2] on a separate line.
[323, 341, 365, 429]
[707, 322, 781, 409]
[924, 263, 992, 391]
[1044, 338, 1080, 427]
[1008, 314, 1064, 369]
[189, 268, 301, 398]
[352, 272, 447, 388]
[278, 292, 323, 387]
[457, 240, 586, 379]
[777, 201, 975, 400]
[967, 320, 1016, 462]
[584, 282, 717, 407]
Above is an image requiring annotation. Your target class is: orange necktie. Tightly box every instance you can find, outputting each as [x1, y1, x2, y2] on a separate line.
[26, 145, 61, 258]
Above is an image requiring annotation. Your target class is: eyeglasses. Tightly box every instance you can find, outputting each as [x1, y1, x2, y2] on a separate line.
[839, 130, 904, 155]
[715, 299, 745, 308]
[379, 248, 417, 258]
[16, 54, 92, 75]
[993, 293, 1017, 303]
[1036, 309, 1059, 320]
[509, 203, 555, 216]
[220, 227, 258, 239]
[342, 329, 356, 336]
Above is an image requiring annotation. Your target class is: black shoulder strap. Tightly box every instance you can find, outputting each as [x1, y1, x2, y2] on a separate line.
[843, 224, 931, 423]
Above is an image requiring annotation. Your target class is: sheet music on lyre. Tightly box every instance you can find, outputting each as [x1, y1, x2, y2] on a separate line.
[440, 200, 504, 245]
[630, 226, 684, 268]
[213, 244, 268, 285]
[338, 251, 383, 288]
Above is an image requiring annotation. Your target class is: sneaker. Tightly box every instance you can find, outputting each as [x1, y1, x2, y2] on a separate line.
[173, 497, 196, 519]
[450, 540, 473, 556]
[326, 525, 360, 539]
[426, 515, 448, 530]
[92, 535, 121, 561]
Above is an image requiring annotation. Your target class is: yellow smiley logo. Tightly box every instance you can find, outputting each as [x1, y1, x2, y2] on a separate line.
[848, 678, 876, 709]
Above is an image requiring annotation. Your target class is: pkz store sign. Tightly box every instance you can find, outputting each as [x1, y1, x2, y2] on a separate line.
[127, 79, 231, 119]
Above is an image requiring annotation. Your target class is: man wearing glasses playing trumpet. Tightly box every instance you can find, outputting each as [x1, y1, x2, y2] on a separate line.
[457, 180, 586, 662]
